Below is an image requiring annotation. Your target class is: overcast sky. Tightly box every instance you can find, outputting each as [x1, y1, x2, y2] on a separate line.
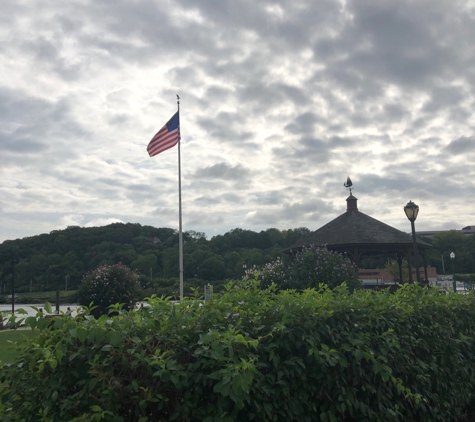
[1, 0, 475, 243]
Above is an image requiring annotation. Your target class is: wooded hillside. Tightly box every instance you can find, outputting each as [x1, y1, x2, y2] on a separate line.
[0, 223, 310, 293]
[1, 222, 474, 295]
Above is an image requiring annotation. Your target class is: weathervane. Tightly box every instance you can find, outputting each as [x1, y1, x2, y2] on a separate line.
[344, 176, 353, 194]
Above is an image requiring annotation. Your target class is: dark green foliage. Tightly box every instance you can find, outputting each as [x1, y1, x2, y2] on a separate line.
[200, 256, 227, 281]
[0, 330, 39, 364]
[0, 224, 312, 295]
[2, 285, 475, 421]
[426, 231, 475, 275]
[77, 263, 141, 318]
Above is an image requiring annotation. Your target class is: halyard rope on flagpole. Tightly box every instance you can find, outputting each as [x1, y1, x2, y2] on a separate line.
[177, 94, 184, 300]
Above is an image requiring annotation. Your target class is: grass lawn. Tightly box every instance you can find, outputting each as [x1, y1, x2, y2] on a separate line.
[16, 290, 78, 300]
[0, 290, 79, 305]
[0, 330, 39, 364]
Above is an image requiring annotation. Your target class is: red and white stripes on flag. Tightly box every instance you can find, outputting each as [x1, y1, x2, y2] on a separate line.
[147, 111, 180, 157]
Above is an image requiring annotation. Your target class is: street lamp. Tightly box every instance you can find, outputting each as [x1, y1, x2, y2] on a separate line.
[450, 252, 456, 293]
[243, 263, 247, 277]
[404, 200, 421, 283]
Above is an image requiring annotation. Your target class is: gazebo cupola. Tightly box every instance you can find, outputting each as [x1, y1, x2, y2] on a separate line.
[345, 175, 357, 212]
[346, 193, 358, 211]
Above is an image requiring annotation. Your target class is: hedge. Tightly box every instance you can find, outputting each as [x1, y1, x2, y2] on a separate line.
[1, 283, 475, 421]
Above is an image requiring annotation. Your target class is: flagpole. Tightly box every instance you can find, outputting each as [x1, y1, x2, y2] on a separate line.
[177, 95, 184, 300]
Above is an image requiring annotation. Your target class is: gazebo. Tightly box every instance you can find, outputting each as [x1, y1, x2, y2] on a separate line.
[285, 192, 432, 284]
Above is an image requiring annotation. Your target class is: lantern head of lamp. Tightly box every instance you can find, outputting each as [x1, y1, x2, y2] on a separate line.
[404, 200, 419, 222]
[450, 252, 455, 259]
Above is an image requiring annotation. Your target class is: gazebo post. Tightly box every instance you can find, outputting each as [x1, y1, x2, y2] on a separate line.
[397, 254, 404, 284]
[422, 250, 429, 285]
[353, 249, 361, 267]
[406, 249, 414, 283]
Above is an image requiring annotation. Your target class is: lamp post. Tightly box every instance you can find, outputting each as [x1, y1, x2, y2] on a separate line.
[10, 251, 18, 314]
[404, 200, 421, 283]
[450, 252, 456, 293]
[243, 263, 247, 277]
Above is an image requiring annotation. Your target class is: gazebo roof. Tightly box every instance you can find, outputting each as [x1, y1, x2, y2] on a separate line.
[286, 193, 431, 252]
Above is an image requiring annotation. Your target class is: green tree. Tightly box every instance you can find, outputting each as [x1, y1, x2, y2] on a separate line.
[14, 260, 31, 290]
[78, 263, 141, 318]
[29, 254, 48, 276]
[263, 228, 284, 248]
[208, 234, 230, 255]
[200, 256, 226, 281]
[241, 248, 266, 269]
[431, 232, 475, 274]
[162, 247, 179, 278]
[61, 251, 85, 281]
[44, 263, 69, 291]
[185, 230, 207, 242]
[130, 254, 158, 278]
[184, 249, 214, 279]
[47, 254, 62, 266]
[432, 231, 466, 253]
[112, 245, 138, 266]
[385, 259, 409, 282]
[281, 227, 311, 248]
[223, 251, 243, 279]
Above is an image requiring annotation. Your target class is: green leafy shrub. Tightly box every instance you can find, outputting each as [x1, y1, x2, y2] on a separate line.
[77, 263, 141, 317]
[65, 290, 79, 303]
[254, 245, 361, 292]
[2, 285, 475, 421]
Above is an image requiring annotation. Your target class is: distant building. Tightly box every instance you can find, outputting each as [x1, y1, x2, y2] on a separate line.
[358, 268, 393, 285]
[417, 226, 475, 238]
[145, 237, 161, 244]
[432, 276, 467, 292]
[359, 267, 438, 285]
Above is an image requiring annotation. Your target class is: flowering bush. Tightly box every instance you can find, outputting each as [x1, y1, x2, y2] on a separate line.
[78, 263, 141, 317]
[253, 246, 361, 292]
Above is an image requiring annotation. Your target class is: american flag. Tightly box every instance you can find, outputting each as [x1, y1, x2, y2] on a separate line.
[147, 111, 180, 157]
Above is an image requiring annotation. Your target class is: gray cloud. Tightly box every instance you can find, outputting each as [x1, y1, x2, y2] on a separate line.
[445, 136, 475, 155]
[197, 112, 255, 144]
[192, 162, 251, 182]
[284, 112, 320, 135]
[244, 198, 335, 226]
[1, 0, 475, 242]
[194, 196, 222, 206]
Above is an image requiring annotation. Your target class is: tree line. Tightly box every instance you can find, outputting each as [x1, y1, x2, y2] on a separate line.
[0, 223, 310, 294]
[1, 222, 474, 295]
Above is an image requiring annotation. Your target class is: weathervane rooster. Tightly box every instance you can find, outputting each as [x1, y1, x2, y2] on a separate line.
[344, 176, 353, 193]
